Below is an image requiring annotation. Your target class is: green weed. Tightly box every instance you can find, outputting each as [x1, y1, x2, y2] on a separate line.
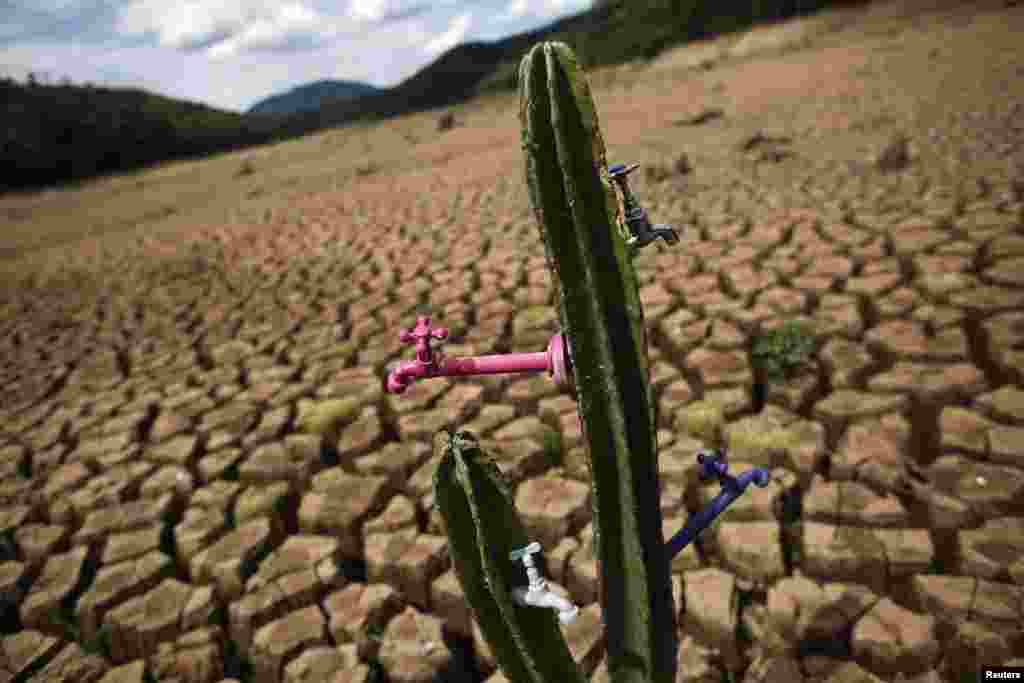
[751, 321, 815, 381]
[48, 607, 115, 659]
[0, 530, 17, 562]
[542, 427, 565, 469]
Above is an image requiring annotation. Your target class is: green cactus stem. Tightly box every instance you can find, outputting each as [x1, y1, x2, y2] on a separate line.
[433, 430, 587, 683]
[519, 42, 677, 683]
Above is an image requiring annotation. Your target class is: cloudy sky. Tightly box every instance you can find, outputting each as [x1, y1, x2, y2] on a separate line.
[1, 0, 593, 112]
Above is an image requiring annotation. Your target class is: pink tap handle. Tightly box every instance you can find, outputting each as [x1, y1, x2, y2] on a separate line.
[398, 316, 449, 367]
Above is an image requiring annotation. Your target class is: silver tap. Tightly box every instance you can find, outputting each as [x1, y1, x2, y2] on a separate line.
[509, 542, 579, 624]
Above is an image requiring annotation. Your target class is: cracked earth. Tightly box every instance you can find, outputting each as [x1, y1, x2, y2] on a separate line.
[1, 1, 1023, 682]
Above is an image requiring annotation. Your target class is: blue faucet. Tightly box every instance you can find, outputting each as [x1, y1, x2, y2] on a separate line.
[664, 448, 771, 560]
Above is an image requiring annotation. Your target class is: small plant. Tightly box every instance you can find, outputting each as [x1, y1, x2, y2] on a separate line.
[541, 427, 564, 469]
[751, 321, 814, 381]
[0, 529, 17, 562]
[363, 621, 386, 642]
[48, 608, 114, 659]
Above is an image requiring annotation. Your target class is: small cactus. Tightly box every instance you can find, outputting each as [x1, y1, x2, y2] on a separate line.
[433, 430, 585, 683]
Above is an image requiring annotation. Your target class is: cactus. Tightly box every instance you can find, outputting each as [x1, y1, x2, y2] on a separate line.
[518, 41, 678, 683]
[433, 430, 586, 683]
[428, 40, 770, 683]
[429, 40, 678, 683]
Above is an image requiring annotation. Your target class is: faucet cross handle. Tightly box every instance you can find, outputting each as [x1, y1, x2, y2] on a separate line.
[398, 316, 449, 366]
[509, 541, 542, 563]
[696, 448, 730, 482]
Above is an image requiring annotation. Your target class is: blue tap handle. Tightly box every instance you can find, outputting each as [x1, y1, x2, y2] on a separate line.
[665, 449, 770, 560]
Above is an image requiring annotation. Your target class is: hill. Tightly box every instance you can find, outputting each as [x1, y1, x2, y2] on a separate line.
[281, 0, 869, 132]
[0, 0, 867, 195]
[247, 79, 383, 116]
[0, 78, 282, 194]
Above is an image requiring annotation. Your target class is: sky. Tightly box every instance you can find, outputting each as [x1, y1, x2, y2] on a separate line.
[0, 0, 593, 113]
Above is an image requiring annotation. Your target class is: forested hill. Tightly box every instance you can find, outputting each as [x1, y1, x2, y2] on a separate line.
[0, 77, 281, 194]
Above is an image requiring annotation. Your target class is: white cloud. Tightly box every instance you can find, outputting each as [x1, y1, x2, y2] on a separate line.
[424, 12, 471, 56]
[345, 0, 427, 24]
[506, 0, 530, 18]
[501, 0, 589, 22]
[1, 0, 595, 112]
[115, 0, 324, 54]
[347, 0, 389, 22]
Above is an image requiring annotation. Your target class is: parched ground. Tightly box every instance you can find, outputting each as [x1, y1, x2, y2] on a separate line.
[1, 0, 1023, 681]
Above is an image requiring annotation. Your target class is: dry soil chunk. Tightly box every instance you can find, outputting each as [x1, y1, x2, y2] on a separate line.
[189, 517, 277, 602]
[323, 582, 404, 656]
[376, 606, 454, 683]
[298, 470, 391, 557]
[800, 522, 887, 594]
[20, 545, 95, 632]
[958, 518, 1024, 581]
[927, 455, 1024, 519]
[34, 642, 108, 683]
[251, 605, 328, 683]
[0, 629, 64, 681]
[851, 598, 939, 675]
[802, 476, 910, 527]
[75, 550, 174, 643]
[514, 476, 590, 548]
[711, 522, 786, 583]
[682, 568, 740, 668]
[365, 529, 448, 609]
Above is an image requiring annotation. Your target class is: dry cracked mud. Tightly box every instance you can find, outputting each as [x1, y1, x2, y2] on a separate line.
[1, 1, 1023, 682]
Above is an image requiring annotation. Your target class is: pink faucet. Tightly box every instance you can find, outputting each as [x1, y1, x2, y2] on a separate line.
[384, 316, 573, 394]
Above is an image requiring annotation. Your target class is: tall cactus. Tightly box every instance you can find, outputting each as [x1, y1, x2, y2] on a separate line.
[433, 41, 678, 683]
[519, 41, 678, 683]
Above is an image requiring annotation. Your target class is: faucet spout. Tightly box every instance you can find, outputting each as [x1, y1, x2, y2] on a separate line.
[385, 359, 440, 394]
[511, 586, 580, 624]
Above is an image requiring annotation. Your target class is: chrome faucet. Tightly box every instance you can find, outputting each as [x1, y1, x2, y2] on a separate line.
[509, 542, 579, 624]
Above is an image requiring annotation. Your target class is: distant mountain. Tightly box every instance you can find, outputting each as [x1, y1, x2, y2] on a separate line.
[282, 0, 869, 134]
[247, 79, 383, 116]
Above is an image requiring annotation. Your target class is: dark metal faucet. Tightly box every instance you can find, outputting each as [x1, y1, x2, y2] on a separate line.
[608, 163, 681, 253]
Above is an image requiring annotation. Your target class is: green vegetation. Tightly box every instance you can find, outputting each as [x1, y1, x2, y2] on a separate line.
[752, 321, 815, 381]
[541, 427, 565, 469]
[0, 76, 284, 194]
[0, 529, 16, 562]
[48, 607, 115, 659]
